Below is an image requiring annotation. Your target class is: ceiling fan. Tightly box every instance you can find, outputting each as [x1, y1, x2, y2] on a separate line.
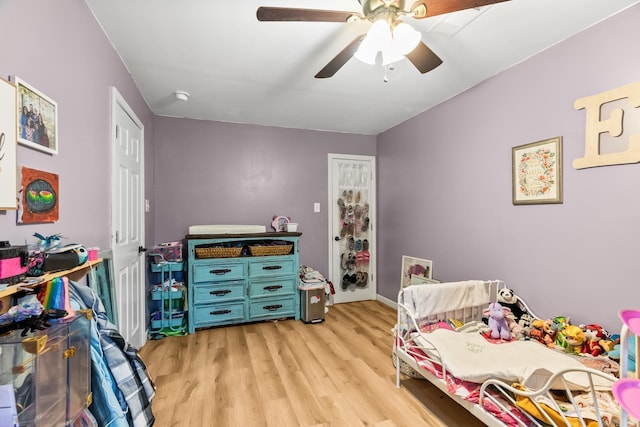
[257, 0, 510, 78]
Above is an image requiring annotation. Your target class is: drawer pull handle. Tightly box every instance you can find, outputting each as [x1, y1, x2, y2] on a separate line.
[263, 304, 282, 311]
[210, 268, 232, 275]
[262, 265, 282, 271]
[210, 309, 232, 316]
[210, 289, 232, 296]
[264, 285, 282, 292]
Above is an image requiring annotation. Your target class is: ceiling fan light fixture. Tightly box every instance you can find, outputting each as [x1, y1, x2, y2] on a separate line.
[391, 22, 421, 55]
[355, 19, 392, 65]
[354, 37, 378, 65]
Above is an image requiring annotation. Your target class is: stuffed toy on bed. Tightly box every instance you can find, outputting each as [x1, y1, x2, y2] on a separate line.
[530, 319, 556, 348]
[608, 335, 636, 372]
[485, 302, 512, 340]
[497, 288, 532, 327]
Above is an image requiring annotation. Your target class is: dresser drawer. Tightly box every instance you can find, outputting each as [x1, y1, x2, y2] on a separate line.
[193, 281, 245, 304]
[192, 302, 246, 326]
[192, 260, 245, 283]
[248, 277, 296, 298]
[249, 296, 296, 320]
[248, 257, 296, 278]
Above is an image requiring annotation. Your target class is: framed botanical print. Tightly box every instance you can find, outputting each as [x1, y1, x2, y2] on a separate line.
[512, 136, 563, 205]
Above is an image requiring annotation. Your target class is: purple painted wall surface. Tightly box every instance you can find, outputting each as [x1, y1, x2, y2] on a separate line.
[0, 1, 154, 250]
[1, 0, 638, 336]
[152, 117, 375, 270]
[377, 4, 640, 332]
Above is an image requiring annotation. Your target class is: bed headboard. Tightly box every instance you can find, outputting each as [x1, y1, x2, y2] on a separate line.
[398, 280, 503, 326]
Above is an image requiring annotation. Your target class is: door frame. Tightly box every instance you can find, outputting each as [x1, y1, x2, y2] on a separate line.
[110, 87, 146, 346]
[327, 153, 376, 303]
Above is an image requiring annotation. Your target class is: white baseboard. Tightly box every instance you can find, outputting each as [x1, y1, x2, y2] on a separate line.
[376, 294, 397, 309]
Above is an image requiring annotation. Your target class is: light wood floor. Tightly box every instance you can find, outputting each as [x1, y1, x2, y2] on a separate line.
[139, 300, 485, 427]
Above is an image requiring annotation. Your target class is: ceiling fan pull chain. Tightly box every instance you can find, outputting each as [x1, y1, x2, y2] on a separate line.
[383, 65, 390, 83]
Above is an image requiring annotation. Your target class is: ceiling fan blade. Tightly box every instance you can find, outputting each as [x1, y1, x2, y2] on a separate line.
[406, 41, 443, 74]
[410, 0, 509, 19]
[257, 7, 361, 22]
[315, 35, 366, 79]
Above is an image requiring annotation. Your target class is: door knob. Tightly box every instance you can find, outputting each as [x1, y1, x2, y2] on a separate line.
[334, 236, 341, 241]
[138, 246, 147, 253]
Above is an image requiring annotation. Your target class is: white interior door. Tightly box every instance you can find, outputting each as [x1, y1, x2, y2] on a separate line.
[328, 154, 376, 304]
[111, 87, 146, 349]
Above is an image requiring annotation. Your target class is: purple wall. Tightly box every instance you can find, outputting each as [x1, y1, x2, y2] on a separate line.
[153, 117, 375, 270]
[377, 4, 640, 332]
[0, 1, 154, 251]
[2, 1, 637, 335]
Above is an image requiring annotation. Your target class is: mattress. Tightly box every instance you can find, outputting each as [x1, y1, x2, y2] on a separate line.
[188, 224, 267, 235]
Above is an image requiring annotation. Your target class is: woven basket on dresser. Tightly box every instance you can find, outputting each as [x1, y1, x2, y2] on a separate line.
[248, 244, 293, 257]
[195, 247, 242, 259]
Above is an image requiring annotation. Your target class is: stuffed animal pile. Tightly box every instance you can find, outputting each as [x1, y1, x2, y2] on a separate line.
[489, 288, 616, 352]
[480, 287, 633, 375]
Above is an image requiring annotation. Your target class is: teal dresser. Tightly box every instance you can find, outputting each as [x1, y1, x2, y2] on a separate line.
[185, 232, 301, 334]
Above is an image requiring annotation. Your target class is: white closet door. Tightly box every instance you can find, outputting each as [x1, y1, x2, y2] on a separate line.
[328, 154, 376, 304]
[111, 88, 146, 349]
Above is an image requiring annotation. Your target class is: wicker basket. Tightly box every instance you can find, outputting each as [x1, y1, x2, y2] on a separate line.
[195, 247, 242, 259]
[248, 244, 293, 257]
[391, 353, 424, 380]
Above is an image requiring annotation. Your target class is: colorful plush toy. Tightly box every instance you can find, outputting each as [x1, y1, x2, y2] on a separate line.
[530, 319, 556, 348]
[518, 312, 534, 330]
[497, 288, 525, 324]
[562, 325, 586, 354]
[506, 313, 528, 340]
[485, 302, 512, 340]
[552, 316, 570, 348]
[608, 335, 636, 372]
[581, 324, 608, 357]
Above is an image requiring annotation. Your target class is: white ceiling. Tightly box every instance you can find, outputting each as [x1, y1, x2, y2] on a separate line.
[85, 0, 639, 135]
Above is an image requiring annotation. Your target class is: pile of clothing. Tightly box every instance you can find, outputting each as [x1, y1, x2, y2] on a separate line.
[68, 281, 155, 427]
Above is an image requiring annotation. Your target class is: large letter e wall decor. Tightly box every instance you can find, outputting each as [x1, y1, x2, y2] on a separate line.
[573, 82, 640, 169]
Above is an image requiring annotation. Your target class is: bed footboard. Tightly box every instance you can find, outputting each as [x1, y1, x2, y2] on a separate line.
[480, 367, 619, 427]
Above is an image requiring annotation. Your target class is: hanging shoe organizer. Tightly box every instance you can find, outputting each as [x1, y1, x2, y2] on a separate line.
[337, 163, 371, 291]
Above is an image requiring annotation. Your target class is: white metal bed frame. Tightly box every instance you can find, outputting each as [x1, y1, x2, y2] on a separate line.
[394, 279, 629, 427]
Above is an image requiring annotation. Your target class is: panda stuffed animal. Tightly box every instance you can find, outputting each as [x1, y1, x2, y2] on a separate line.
[497, 288, 526, 325]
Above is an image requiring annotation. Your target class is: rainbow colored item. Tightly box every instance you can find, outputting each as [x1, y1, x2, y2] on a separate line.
[42, 276, 75, 320]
